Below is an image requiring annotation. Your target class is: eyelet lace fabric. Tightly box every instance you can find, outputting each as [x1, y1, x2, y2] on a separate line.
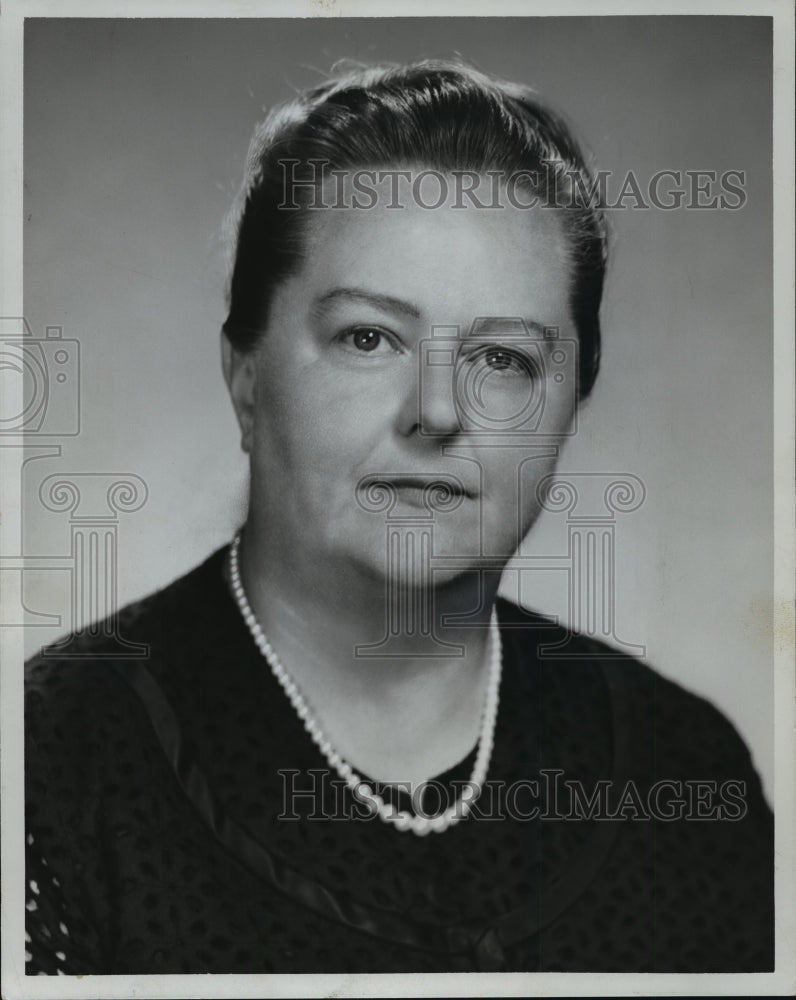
[25, 547, 774, 974]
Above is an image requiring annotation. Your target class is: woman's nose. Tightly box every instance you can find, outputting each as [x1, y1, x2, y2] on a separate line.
[396, 353, 462, 439]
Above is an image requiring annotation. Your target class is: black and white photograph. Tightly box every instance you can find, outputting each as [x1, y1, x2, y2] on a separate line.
[1, 2, 793, 997]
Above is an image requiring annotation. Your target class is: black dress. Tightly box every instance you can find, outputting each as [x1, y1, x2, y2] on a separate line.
[25, 546, 774, 974]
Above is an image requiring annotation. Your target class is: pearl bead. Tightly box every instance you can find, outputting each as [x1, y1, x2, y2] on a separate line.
[392, 811, 412, 832]
[412, 816, 432, 836]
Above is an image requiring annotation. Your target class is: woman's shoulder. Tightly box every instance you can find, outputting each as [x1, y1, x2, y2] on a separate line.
[496, 596, 767, 786]
[25, 545, 232, 770]
[26, 546, 229, 684]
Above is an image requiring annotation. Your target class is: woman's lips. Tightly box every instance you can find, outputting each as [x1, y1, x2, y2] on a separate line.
[357, 474, 477, 510]
[393, 481, 454, 507]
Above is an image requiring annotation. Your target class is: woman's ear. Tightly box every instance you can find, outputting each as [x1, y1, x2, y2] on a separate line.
[221, 333, 257, 454]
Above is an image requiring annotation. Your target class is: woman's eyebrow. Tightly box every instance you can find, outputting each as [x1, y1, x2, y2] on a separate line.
[466, 317, 550, 338]
[311, 287, 422, 319]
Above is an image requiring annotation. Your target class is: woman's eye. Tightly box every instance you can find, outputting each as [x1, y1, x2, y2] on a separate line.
[338, 326, 399, 356]
[352, 327, 383, 352]
[467, 345, 532, 378]
[485, 349, 519, 372]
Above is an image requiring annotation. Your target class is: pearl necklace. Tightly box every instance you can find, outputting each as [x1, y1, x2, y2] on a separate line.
[228, 533, 502, 836]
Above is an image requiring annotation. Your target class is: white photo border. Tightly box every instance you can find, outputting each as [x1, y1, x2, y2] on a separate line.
[1, 1, 793, 997]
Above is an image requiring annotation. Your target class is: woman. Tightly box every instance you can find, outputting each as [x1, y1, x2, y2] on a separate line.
[25, 60, 773, 975]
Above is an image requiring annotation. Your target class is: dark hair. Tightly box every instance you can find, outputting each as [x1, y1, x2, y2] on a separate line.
[222, 60, 607, 398]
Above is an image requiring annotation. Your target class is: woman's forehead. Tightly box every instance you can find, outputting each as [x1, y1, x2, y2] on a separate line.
[297, 190, 573, 323]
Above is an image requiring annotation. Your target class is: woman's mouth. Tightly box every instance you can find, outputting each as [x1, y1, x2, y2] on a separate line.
[356, 474, 476, 513]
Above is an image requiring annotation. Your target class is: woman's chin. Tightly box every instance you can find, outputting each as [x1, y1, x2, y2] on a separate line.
[337, 530, 514, 593]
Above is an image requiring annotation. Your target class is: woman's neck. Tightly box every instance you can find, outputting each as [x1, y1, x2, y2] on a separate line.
[232, 523, 503, 786]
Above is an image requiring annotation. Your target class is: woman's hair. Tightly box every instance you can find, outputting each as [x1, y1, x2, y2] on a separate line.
[223, 59, 607, 399]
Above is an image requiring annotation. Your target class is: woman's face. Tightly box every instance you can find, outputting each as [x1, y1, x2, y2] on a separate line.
[227, 179, 578, 587]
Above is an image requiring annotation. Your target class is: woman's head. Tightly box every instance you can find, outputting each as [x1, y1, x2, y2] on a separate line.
[222, 59, 606, 400]
[222, 60, 608, 586]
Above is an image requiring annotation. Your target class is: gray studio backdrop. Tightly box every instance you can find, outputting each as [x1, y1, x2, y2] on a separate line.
[21, 17, 773, 798]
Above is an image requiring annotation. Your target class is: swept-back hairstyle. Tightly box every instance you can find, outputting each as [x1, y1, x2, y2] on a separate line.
[223, 60, 607, 398]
